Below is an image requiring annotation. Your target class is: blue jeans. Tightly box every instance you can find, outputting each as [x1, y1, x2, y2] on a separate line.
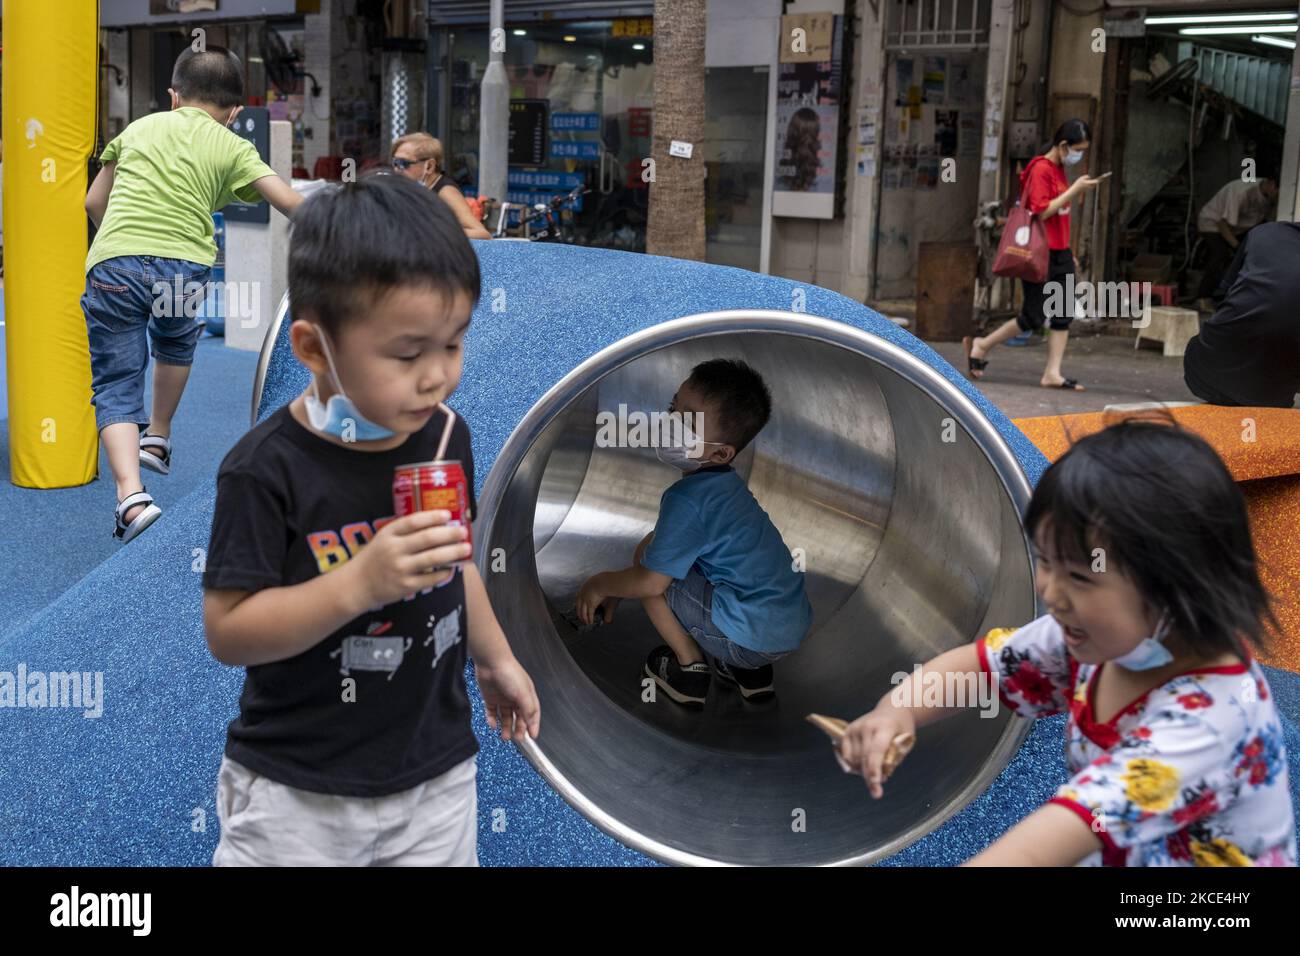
[664, 564, 787, 670]
[81, 255, 212, 432]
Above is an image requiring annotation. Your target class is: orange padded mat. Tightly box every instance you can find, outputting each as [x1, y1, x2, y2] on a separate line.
[1013, 407, 1300, 671]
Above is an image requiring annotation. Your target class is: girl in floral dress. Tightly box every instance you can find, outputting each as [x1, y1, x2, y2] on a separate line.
[840, 420, 1296, 866]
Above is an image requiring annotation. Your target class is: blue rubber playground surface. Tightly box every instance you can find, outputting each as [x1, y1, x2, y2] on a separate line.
[0, 306, 260, 643]
[1, 246, 1298, 866]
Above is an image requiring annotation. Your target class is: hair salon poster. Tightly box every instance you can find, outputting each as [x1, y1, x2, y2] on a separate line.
[773, 13, 844, 219]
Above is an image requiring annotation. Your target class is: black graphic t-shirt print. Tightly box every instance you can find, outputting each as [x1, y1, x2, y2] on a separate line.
[204, 405, 479, 797]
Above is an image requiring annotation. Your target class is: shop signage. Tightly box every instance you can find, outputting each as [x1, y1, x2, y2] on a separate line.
[612, 18, 653, 38]
[508, 170, 586, 190]
[551, 141, 601, 160]
[552, 113, 601, 131]
[509, 99, 549, 166]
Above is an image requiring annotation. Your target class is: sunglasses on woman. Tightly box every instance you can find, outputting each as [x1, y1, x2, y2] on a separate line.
[391, 157, 426, 171]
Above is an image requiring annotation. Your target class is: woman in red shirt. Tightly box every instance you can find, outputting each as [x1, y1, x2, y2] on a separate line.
[965, 120, 1101, 390]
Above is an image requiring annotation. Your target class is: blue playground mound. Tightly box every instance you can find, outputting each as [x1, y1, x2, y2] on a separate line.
[1, 241, 1295, 866]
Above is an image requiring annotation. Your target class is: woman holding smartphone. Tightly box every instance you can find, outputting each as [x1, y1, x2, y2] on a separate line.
[965, 119, 1102, 390]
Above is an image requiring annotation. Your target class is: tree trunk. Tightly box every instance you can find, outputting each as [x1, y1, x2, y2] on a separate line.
[646, 0, 707, 261]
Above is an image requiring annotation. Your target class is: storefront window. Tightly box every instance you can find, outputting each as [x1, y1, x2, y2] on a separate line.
[704, 66, 769, 271]
[447, 19, 653, 251]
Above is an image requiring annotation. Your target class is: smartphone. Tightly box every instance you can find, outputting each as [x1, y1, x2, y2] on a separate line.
[1093, 171, 1113, 180]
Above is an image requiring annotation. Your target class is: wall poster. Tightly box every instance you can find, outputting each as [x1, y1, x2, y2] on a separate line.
[773, 12, 845, 219]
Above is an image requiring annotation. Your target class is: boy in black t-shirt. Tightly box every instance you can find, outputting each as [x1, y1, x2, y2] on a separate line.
[202, 174, 539, 866]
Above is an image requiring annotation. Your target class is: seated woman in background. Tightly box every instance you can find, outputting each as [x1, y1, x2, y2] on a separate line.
[390, 132, 491, 240]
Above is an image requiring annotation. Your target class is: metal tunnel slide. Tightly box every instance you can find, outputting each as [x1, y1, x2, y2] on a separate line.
[251, 242, 1050, 865]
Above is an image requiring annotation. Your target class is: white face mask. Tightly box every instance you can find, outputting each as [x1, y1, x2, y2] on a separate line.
[655, 422, 723, 473]
[303, 325, 397, 441]
[1062, 148, 1085, 167]
[1111, 611, 1173, 671]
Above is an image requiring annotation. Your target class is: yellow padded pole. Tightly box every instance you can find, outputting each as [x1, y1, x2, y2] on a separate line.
[3, 0, 100, 488]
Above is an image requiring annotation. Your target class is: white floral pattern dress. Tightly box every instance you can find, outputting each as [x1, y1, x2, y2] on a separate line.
[978, 614, 1296, 867]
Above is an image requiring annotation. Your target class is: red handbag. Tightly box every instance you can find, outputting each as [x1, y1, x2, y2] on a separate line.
[992, 161, 1050, 283]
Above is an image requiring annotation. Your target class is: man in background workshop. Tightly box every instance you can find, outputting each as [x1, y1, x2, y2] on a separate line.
[1195, 163, 1278, 312]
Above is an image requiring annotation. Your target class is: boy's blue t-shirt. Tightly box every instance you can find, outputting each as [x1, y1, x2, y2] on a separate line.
[641, 464, 812, 653]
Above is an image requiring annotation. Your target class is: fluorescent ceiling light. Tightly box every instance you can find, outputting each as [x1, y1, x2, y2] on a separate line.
[512, 29, 527, 36]
[563, 35, 577, 42]
[1180, 25, 1298, 35]
[632, 43, 646, 50]
[1253, 33, 1297, 49]
[1148, 13, 1297, 25]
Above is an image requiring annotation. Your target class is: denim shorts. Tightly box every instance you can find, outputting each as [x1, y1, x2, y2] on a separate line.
[664, 564, 787, 671]
[81, 255, 211, 432]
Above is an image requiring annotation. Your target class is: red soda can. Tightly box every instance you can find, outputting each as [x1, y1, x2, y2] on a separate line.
[393, 460, 473, 548]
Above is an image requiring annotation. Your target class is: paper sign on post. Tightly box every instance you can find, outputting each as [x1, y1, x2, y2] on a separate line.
[669, 140, 694, 159]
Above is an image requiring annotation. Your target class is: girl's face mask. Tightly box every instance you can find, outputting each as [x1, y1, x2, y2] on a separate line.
[1062, 147, 1085, 167]
[1111, 610, 1173, 671]
[304, 325, 397, 442]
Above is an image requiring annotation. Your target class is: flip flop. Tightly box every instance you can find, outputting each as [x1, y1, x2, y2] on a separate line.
[962, 336, 988, 379]
[1042, 378, 1085, 391]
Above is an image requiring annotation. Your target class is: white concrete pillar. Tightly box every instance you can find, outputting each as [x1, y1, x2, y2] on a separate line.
[224, 120, 293, 353]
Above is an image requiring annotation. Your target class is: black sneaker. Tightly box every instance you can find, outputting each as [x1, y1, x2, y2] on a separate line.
[713, 659, 775, 700]
[644, 646, 711, 707]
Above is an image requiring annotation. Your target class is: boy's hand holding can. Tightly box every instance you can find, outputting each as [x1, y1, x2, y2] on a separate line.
[345, 510, 471, 609]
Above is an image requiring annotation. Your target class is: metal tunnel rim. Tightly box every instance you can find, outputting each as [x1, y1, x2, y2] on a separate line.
[476, 309, 1040, 867]
[251, 290, 293, 428]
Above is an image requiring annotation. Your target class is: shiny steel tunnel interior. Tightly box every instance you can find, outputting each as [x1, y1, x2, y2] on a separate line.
[476, 312, 1038, 866]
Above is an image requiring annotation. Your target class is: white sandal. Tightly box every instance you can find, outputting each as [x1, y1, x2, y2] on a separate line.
[139, 433, 172, 475]
[114, 488, 162, 544]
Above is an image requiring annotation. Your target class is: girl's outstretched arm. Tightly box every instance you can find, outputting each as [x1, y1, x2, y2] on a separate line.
[841, 642, 985, 797]
[964, 802, 1101, 866]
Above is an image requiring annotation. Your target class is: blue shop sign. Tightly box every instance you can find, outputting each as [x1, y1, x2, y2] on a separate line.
[508, 169, 585, 190]
[551, 141, 601, 159]
[551, 112, 601, 131]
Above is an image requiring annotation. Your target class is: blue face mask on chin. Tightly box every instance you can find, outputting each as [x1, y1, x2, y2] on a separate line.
[1112, 611, 1173, 671]
[303, 325, 397, 441]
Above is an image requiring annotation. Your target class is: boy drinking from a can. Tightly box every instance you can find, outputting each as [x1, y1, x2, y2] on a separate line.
[576, 360, 813, 706]
[202, 174, 539, 865]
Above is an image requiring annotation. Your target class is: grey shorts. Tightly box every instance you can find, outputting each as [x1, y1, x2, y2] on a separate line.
[212, 755, 479, 866]
[664, 564, 787, 671]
